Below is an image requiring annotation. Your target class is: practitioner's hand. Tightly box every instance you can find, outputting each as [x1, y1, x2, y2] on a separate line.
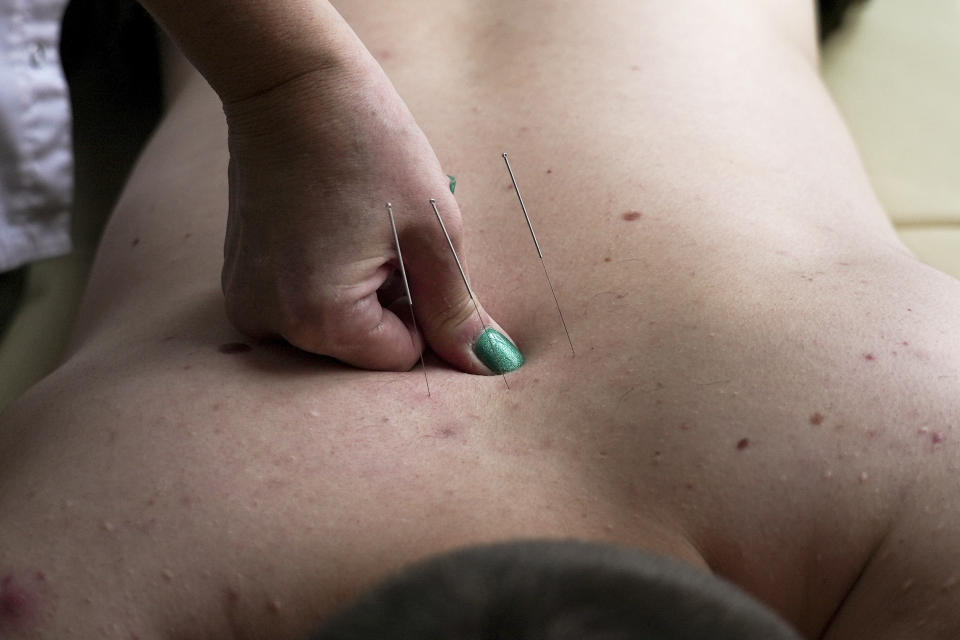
[220, 54, 522, 374]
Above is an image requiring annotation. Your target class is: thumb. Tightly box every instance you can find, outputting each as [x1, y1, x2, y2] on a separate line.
[401, 198, 525, 375]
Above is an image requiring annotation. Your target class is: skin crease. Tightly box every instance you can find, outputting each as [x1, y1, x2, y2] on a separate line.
[1, 1, 959, 639]
[140, 0, 521, 376]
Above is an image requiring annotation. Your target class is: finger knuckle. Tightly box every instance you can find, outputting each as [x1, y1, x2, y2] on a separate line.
[427, 295, 479, 334]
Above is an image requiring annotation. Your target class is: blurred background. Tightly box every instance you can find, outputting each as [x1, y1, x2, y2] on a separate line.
[821, 0, 960, 278]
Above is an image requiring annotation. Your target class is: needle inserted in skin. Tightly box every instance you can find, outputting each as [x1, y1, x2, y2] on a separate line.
[430, 199, 510, 389]
[502, 153, 576, 356]
[386, 203, 430, 397]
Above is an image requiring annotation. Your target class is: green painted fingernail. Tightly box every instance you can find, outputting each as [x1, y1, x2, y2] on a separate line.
[473, 328, 524, 373]
[447, 174, 457, 194]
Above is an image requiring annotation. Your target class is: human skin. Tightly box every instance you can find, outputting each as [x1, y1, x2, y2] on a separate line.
[137, 0, 514, 374]
[2, 0, 960, 638]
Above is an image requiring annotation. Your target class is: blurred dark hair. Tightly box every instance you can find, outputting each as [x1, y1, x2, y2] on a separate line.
[818, 0, 868, 40]
[311, 540, 801, 640]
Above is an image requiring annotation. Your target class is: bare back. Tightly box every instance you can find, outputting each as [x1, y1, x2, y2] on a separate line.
[1, 1, 959, 638]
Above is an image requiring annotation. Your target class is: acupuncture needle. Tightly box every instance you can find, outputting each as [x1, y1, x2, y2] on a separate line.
[430, 198, 510, 389]
[386, 203, 431, 397]
[502, 152, 576, 356]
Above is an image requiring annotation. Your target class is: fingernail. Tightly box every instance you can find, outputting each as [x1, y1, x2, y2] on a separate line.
[473, 328, 524, 373]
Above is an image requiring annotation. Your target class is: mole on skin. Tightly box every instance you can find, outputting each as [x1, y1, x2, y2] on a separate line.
[622, 211, 642, 221]
[0, 574, 35, 628]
